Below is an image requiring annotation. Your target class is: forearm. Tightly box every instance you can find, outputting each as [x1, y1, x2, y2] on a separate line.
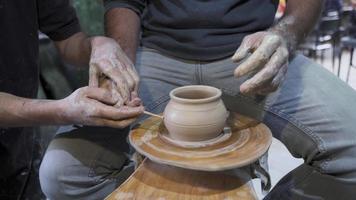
[0, 92, 64, 127]
[270, 0, 324, 54]
[55, 32, 92, 67]
[105, 8, 141, 62]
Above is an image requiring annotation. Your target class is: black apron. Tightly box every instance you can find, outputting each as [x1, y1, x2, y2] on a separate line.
[0, 128, 34, 199]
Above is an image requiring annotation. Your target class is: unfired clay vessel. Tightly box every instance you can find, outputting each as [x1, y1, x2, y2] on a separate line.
[163, 85, 229, 142]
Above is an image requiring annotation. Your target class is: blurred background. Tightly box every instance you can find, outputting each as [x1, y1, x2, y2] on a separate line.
[27, 0, 356, 199]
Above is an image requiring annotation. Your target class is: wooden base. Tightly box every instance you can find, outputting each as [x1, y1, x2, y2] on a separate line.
[105, 159, 257, 200]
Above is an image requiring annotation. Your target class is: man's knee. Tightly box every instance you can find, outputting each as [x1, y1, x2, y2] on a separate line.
[39, 149, 71, 199]
[39, 148, 115, 200]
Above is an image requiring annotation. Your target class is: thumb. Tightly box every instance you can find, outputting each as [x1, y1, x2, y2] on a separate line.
[84, 87, 117, 105]
[232, 41, 251, 62]
[89, 65, 99, 87]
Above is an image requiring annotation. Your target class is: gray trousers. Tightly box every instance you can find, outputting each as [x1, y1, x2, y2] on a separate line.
[40, 48, 356, 200]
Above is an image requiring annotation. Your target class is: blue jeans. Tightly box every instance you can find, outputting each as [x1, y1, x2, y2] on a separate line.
[40, 48, 356, 199]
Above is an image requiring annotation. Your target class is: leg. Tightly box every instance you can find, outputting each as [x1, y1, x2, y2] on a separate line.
[203, 55, 356, 199]
[40, 126, 133, 200]
[40, 48, 197, 199]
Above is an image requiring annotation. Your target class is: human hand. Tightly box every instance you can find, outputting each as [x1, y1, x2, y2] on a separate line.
[99, 76, 142, 108]
[89, 36, 139, 105]
[59, 87, 144, 128]
[232, 32, 289, 95]
[351, 0, 356, 7]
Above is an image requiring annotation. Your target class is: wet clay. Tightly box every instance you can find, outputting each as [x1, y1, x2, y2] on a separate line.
[163, 85, 229, 142]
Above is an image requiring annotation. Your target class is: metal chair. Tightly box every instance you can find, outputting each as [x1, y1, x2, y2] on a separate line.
[339, 37, 355, 82]
[337, 8, 356, 82]
[299, 15, 341, 68]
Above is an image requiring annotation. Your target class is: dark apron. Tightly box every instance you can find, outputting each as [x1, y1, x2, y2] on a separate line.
[0, 127, 34, 200]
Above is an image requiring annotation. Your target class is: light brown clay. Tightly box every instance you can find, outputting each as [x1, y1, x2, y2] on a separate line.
[163, 85, 229, 142]
[105, 159, 258, 200]
[129, 113, 272, 171]
[159, 126, 232, 149]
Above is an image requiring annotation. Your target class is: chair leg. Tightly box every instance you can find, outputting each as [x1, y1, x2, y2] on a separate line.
[332, 47, 336, 72]
[338, 47, 343, 77]
[321, 50, 325, 64]
[346, 48, 354, 83]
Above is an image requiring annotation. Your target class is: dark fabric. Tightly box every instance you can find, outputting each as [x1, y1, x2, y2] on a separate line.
[104, 0, 279, 61]
[0, 0, 80, 199]
[351, 10, 356, 35]
[323, 0, 343, 14]
[0, 128, 34, 200]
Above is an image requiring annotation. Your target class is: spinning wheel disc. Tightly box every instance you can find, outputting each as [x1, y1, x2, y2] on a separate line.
[129, 113, 272, 171]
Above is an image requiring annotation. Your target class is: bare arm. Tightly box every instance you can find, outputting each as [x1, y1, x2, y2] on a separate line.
[105, 8, 141, 62]
[270, 0, 324, 54]
[0, 87, 143, 128]
[54, 24, 141, 104]
[0, 92, 62, 127]
[233, 0, 324, 95]
[54, 32, 91, 67]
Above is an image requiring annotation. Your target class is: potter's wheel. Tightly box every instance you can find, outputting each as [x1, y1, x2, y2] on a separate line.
[129, 113, 272, 171]
[159, 126, 233, 149]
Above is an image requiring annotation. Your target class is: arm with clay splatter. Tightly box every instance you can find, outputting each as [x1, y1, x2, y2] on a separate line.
[232, 0, 324, 95]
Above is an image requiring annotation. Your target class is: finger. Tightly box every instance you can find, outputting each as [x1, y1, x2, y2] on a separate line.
[95, 59, 131, 102]
[84, 87, 117, 105]
[117, 56, 140, 97]
[89, 65, 99, 87]
[234, 35, 281, 77]
[231, 36, 256, 62]
[113, 59, 136, 92]
[127, 97, 142, 107]
[107, 70, 131, 103]
[130, 91, 139, 100]
[239, 47, 288, 94]
[252, 63, 288, 96]
[91, 101, 144, 120]
[271, 63, 288, 87]
[125, 64, 140, 95]
[92, 117, 138, 129]
[110, 82, 125, 108]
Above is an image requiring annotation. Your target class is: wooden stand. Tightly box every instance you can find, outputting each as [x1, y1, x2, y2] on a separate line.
[106, 113, 272, 200]
[105, 159, 258, 200]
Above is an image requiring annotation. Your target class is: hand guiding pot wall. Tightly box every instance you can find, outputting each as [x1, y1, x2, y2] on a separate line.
[89, 36, 140, 105]
[232, 31, 289, 95]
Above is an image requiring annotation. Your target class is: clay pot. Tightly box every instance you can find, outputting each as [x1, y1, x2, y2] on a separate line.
[163, 85, 229, 142]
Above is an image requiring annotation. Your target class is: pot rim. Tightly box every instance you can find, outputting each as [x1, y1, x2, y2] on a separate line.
[169, 85, 222, 104]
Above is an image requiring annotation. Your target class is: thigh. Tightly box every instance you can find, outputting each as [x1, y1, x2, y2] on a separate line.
[40, 126, 133, 200]
[204, 55, 356, 179]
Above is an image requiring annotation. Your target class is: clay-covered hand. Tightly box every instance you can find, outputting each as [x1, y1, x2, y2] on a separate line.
[58, 86, 144, 128]
[99, 76, 142, 108]
[232, 31, 289, 95]
[89, 36, 139, 105]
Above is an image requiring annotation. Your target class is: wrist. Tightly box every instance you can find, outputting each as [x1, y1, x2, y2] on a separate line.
[269, 28, 297, 58]
[16, 98, 65, 126]
[51, 99, 71, 125]
[269, 18, 299, 56]
[90, 36, 114, 47]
